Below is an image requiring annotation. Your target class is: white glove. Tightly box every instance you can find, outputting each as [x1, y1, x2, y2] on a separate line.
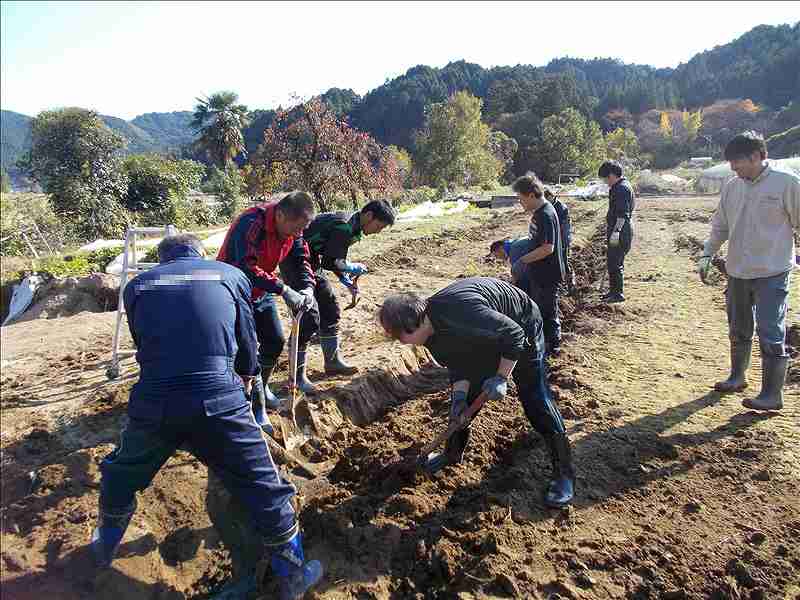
[281, 286, 313, 314]
[697, 256, 712, 283]
[609, 231, 620, 247]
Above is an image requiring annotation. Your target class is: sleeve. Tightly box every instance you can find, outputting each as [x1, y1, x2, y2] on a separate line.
[122, 277, 140, 348]
[284, 238, 316, 291]
[703, 185, 730, 257]
[611, 184, 634, 218]
[231, 273, 259, 377]
[224, 213, 285, 295]
[433, 298, 528, 362]
[784, 174, 800, 230]
[561, 203, 572, 246]
[320, 225, 353, 272]
[538, 210, 557, 247]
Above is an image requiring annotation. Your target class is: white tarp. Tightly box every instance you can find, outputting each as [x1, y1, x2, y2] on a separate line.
[79, 239, 125, 252]
[201, 230, 228, 250]
[697, 157, 800, 193]
[566, 181, 609, 199]
[397, 200, 469, 223]
[2, 275, 43, 326]
[638, 170, 691, 193]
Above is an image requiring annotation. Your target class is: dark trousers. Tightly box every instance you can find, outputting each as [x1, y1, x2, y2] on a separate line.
[607, 225, 633, 295]
[528, 280, 561, 349]
[254, 295, 319, 365]
[99, 398, 296, 539]
[280, 257, 341, 337]
[448, 345, 566, 457]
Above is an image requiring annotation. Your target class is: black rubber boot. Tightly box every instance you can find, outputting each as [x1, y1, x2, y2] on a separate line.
[714, 340, 751, 393]
[742, 356, 788, 411]
[320, 335, 358, 376]
[91, 498, 137, 568]
[544, 433, 575, 508]
[260, 360, 283, 409]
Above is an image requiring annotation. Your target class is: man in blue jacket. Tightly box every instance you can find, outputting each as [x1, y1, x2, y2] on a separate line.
[91, 234, 321, 599]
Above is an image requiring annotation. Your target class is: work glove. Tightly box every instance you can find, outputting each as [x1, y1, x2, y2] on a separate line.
[609, 231, 620, 247]
[253, 293, 276, 313]
[481, 375, 508, 401]
[697, 256, 712, 284]
[343, 262, 368, 276]
[281, 286, 313, 314]
[511, 259, 528, 284]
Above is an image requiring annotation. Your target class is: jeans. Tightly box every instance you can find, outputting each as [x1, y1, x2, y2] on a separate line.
[726, 271, 791, 358]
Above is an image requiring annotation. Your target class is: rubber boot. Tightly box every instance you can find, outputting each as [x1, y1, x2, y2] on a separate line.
[742, 356, 788, 411]
[250, 375, 275, 436]
[91, 498, 136, 568]
[296, 349, 317, 395]
[270, 530, 323, 600]
[544, 433, 575, 508]
[260, 361, 283, 410]
[320, 335, 358, 376]
[714, 341, 751, 393]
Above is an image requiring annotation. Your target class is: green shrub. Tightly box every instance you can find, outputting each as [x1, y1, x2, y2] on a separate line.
[28, 254, 93, 278]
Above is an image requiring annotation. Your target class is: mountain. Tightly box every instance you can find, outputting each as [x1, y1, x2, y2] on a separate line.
[1, 110, 32, 178]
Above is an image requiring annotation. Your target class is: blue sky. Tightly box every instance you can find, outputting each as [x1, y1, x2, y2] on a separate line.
[2, 1, 798, 120]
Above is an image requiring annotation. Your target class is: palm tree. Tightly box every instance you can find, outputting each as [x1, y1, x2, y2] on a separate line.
[192, 91, 250, 167]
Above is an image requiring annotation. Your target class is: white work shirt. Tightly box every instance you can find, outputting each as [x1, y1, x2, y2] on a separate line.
[704, 162, 800, 279]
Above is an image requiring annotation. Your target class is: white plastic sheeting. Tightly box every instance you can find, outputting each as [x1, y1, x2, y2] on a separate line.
[566, 181, 609, 199]
[396, 200, 469, 223]
[638, 170, 691, 193]
[697, 158, 800, 193]
[2, 275, 43, 326]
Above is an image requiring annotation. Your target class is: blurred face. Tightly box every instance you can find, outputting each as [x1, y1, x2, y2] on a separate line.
[604, 174, 620, 187]
[491, 247, 507, 262]
[380, 316, 431, 346]
[517, 192, 537, 213]
[276, 209, 313, 239]
[362, 212, 389, 235]
[728, 151, 764, 181]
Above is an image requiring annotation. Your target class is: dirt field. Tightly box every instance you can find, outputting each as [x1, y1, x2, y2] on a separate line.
[1, 197, 798, 600]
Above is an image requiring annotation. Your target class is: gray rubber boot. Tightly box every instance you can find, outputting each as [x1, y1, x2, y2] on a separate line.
[715, 340, 752, 392]
[320, 335, 358, 376]
[742, 356, 788, 411]
[296, 348, 317, 395]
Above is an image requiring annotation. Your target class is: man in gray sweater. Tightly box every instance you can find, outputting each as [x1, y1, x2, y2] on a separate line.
[698, 131, 800, 411]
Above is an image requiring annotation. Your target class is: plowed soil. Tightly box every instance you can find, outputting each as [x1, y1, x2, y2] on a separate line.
[1, 197, 798, 600]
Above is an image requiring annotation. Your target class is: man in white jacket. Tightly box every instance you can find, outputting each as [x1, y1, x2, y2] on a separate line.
[698, 131, 800, 411]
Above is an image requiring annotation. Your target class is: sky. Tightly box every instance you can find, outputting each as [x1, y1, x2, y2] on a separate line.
[2, 1, 798, 120]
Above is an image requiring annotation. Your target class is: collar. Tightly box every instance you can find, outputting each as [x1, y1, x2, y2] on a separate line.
[349, 211, 362, 237]
[159, 244, 203, 262]
[747, 163, 772, 185]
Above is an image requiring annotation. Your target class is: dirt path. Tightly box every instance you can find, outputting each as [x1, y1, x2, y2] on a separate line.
[1, 198, 798, 600]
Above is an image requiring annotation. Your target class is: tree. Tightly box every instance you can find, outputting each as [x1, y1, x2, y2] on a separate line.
[192, 91, 250, 168]
[414, 91, 501, 189]
[606, 128, 643, 167]
[242, 161, 287, 201]
[1, 168, 10, 193]
[487, 131, 518, 183]
[24, 107, 130, 239]
[122, 154, 208, 227]
[682, 109, 703, 142]
[259, 98, 399, 211]
[538, 108, 606, 181]
[204, 165, 246, 218]
[388, 145, 414, 187]
[659, 111, 674, 138]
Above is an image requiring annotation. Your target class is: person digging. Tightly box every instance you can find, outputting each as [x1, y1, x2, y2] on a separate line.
[378, 276, 576, 508]
[93, 234, 322, 599]
[698, 131, 799, 411]
[488, 237, 534, 291]
[280, 199, 396, 387]
[217, 191, 317, 430]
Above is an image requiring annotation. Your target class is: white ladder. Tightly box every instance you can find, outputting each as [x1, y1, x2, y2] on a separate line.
[106, 225, 178, 380]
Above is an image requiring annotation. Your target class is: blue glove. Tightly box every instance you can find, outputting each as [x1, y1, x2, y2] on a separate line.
[482, 375, 508, 401]
[338, 273, 356, 289]
[253, 293, 277, 313]
[343, 262, 368, 276]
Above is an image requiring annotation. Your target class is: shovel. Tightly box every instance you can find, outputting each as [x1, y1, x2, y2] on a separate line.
[416, 391, 490, 466]
[343, 275, 361, 310]
[281, 307, 310, 452]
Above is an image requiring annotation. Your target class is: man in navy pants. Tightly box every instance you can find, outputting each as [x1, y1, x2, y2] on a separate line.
[92, 234, 321, 599]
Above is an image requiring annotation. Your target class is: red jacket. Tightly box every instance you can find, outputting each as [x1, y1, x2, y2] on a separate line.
[217, 203, 312, 299]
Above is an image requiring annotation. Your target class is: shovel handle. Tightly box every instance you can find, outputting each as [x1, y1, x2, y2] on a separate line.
[418, 391, 490, 457]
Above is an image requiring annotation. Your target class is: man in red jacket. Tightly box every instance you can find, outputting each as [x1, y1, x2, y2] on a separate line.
[217, 191, 317, 430]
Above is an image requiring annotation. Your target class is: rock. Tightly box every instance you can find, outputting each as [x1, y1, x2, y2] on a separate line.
[494, 573, 520, 596]
[751, 470, 771, 482]
[748, 531, 767, 545]
[662, 590, 688, 599]
[684, 501, 704, 514]
[573, 572, 595, 588]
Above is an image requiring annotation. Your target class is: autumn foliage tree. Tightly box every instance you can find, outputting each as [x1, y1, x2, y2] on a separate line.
[257, 98, 400, 211]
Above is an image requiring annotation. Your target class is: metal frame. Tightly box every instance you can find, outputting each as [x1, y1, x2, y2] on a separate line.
[106, 225, 177, 380]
